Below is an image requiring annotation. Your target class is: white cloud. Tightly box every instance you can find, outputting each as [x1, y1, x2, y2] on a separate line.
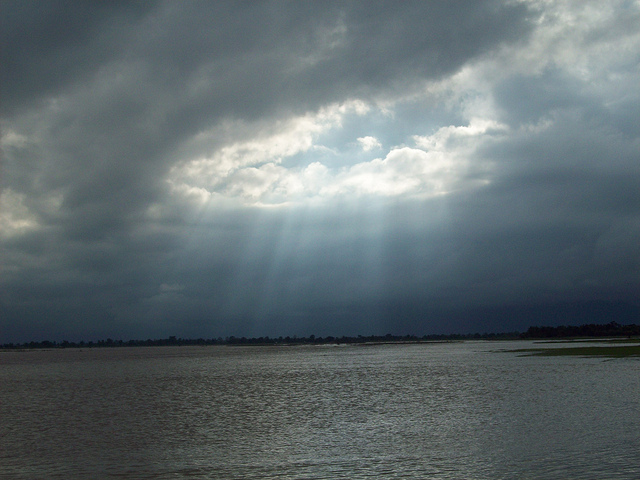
[357, 136, 382, 151]
[0, 189, 39, 238]
[166, 111, 505, 205]
[0, 129, 29, 148]
[225, 163, 292, 200]
[458, 0, 640, 96]
[166, 100, 371, 203]
[328, 118, 504, 198]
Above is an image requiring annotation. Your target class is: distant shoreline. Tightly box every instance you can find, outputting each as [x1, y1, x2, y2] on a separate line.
[0, 332, 519, 351]
[3, 322, 639, 350]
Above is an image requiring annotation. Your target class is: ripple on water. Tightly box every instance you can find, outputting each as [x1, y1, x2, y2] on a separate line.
[1, 342, 639, 479]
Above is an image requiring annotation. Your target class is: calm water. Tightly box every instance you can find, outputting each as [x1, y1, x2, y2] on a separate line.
[1, 341, 639, 479]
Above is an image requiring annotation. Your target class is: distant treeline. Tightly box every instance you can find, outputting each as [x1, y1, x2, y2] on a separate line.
[521, 322, 640, 339]
[1, 332, 519, 350]
[3, 323, 639, 350]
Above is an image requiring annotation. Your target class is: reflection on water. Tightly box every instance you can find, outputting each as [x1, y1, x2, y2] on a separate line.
[1, 341, 639, 479]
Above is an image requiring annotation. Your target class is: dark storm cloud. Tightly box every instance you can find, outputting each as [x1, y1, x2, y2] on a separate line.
[2, 1, 530, 112]
[1, 0, 155, 115]
[2, 0, 532, 230]
[1, 0, 639, 343]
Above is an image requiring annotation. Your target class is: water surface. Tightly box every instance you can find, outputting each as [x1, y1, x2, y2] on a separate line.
[1, 341, 639, 479]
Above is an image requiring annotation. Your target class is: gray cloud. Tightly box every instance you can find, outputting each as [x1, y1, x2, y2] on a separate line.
[2, 0, 639, 343]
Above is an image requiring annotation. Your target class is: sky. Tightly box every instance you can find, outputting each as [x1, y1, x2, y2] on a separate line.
[1, 0, 639, 343]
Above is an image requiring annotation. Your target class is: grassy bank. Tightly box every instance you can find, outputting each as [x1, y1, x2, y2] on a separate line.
[513, 344, 640, 357]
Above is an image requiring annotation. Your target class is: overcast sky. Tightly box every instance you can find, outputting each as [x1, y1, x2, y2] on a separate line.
[2, 0, 639, 343]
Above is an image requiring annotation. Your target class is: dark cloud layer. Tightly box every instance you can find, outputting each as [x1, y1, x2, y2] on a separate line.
[2, 1, 639, 342]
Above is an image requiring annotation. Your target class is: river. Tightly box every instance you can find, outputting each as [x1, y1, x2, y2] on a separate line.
[1, 340, 638, 479]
